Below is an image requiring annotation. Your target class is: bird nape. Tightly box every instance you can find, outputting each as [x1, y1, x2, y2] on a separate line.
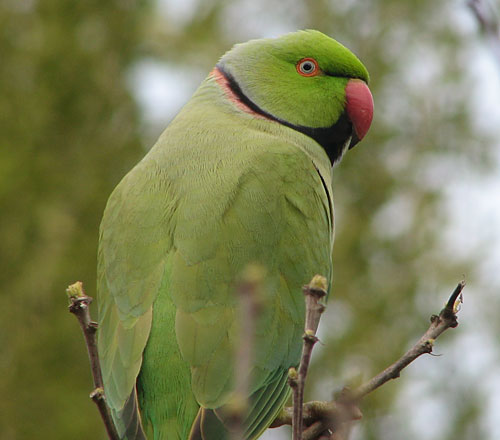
[97, 29, 373, 440]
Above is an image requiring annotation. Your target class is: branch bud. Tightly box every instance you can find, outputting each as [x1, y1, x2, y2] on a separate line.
[66, 281, 85, 300]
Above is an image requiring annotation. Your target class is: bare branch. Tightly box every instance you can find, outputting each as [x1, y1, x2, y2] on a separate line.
[468, 0, 500, 66]
[271, 400, 362, 429]
[67, 273, 464, 440]
[274, 281, 465, 440]
[347, 280, 464, 402]
[290, 275, 327, 440]
[66, 282, 119, 440]
[226, 265, 265, 440]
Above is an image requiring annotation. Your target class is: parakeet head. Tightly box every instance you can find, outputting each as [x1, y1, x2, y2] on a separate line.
[216, 30, 373, 164]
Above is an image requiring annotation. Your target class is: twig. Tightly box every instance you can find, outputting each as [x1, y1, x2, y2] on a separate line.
[272, 397, 360, 440]
[274, 280, 465, 439]
[347, 280, 464, 402]
[66, 281, 119, 440]
[227, 265, 265, 440]
[270, 400, 362, 429]
[289, 275, 327, 440]
[468, 0, 500, 66]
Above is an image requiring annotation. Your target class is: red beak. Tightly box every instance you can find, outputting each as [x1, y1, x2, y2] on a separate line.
[345, 79, 374, 148]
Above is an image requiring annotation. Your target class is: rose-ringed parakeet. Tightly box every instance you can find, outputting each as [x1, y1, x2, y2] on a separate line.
[97, 30, 373, 440]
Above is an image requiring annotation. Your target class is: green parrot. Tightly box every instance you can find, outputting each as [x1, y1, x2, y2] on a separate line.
[97, 30, 373, 440]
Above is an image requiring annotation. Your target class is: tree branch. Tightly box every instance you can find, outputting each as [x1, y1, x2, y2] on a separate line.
[289, 275, 327, 440]
[226, 265, 265, 440]
[468, 0, 500, 66]
[67, 274, 464, 440]
[66, 282, 119, 440]
[274, 280, 465, 439]
[346, 280, 464, 402]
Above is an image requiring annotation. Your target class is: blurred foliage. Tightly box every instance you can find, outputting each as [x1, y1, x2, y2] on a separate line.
[0, 0, 497, 439]
[0, 0, 150, 438]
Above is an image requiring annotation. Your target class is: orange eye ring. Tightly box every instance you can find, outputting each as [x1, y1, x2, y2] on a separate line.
[296, 58, 319, 77]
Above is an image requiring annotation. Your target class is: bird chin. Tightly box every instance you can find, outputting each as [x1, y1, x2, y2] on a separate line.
[333, 134, 352, 165]
[348, 131, 360, 150]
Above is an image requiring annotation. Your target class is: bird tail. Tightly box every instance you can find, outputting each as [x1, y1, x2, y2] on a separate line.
[111, 387, 147, 440]
[188, 408, 228, 440]
[187, 369, 290, 440]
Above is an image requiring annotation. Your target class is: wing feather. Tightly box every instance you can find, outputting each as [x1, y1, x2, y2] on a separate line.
[97, 159, 175, 434]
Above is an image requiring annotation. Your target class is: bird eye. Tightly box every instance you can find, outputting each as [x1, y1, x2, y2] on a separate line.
[297, 58, 319, 77]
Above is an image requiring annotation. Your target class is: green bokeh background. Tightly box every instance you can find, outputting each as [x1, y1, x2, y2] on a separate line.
[1, 1, 499, 439]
